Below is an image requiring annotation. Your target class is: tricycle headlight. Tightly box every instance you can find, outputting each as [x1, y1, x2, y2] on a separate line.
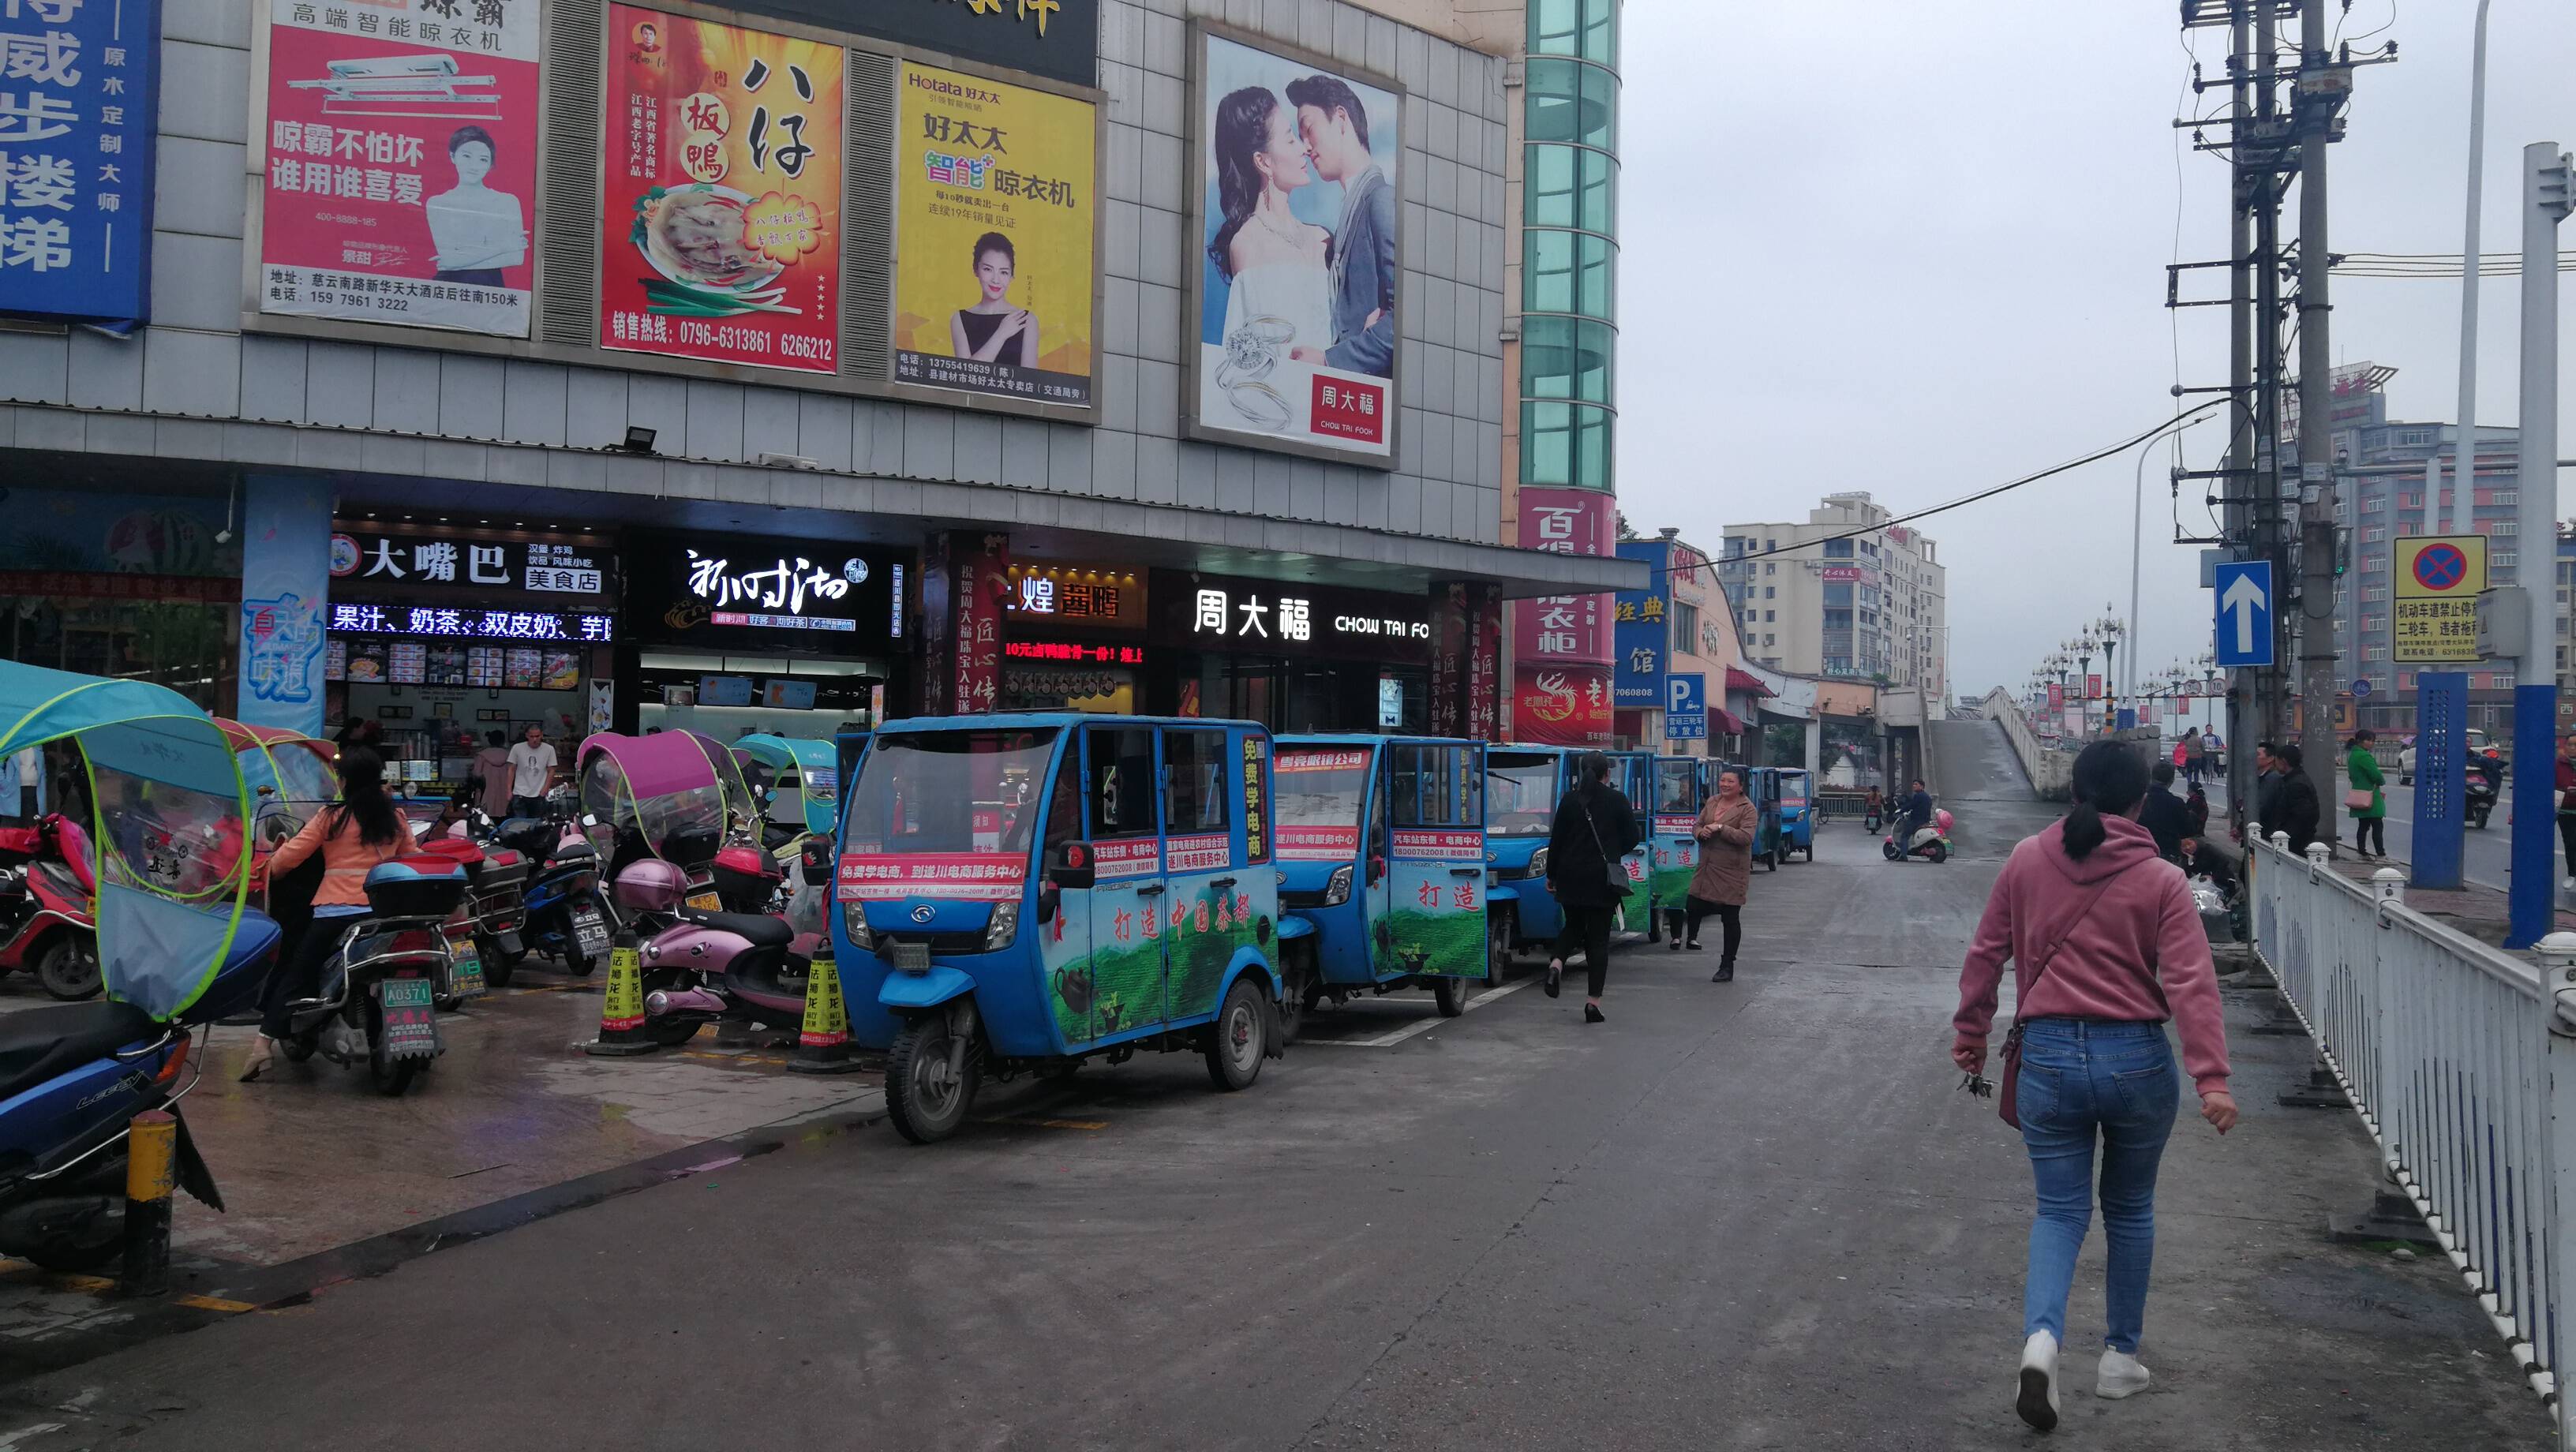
[984, 898, 1020, 952]
[1528, 847, 1548, 878]
[842, 901, 874, 951]
[1324, 864, 1354, 907]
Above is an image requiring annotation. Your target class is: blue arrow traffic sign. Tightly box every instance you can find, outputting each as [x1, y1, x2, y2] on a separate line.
[2213, 560, 2275, 668]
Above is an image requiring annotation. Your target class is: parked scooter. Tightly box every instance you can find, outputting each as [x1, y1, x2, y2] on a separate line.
[1882, 808, 1954, 865]
[0, 814, 99, 1000]
[634, 843, 829, 1047]
[275, 859, 472, 1096]
[502, 810, 612, 976]
[408, 797, 531, 991]
[2466, 754, 2502, 830]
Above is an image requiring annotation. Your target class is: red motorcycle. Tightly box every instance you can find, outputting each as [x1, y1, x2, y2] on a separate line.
[0, 814, 101, 1000]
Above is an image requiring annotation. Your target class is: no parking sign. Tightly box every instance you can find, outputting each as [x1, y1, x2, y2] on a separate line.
[2393, 535, 2486, 664]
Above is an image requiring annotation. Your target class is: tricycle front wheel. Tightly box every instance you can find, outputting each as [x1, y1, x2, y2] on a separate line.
[886, 1016, 982, 1144]
[1431, 974, 1469, 1017]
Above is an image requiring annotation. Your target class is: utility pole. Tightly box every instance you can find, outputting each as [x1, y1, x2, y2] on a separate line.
[2506, 142, 2572, 948]
[2221, 0, 2259, 821]
[2293, 0, 2345, 840]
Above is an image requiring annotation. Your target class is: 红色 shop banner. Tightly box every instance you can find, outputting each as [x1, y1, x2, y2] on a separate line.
[1511, 488, 1615, 748]
[1191, 30, 1399, 461]
[601, 4, 844, 373]
[257, 0, 537, 338]
[892, 62, 1095, 408]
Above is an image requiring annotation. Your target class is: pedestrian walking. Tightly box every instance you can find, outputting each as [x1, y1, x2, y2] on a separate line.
[2137, 762, 2191, 864]
[506, 723, 558, 820]
[2344, 730, 2386, 860]
[2555, 737, 2576, 886]
[474, 729, 514, 818]
[1543, 750, 1641, 1024]
[1685, 767, 1757, 982]
[2186, 728, 2211, 790]
[1951, 740, 2237, 1432]
[241, 748, 421, 1083]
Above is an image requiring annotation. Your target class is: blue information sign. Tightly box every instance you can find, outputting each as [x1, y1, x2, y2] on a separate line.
[1667, 673, 1707, 740]
[2212, 560, 2275, 669]
[1612, 539, 1669, 709]
[0, 0, 160, 329]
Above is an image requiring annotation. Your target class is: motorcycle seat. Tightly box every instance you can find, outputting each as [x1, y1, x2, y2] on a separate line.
[677, 908, 794, 949]
[0, 1000, 159, 1106]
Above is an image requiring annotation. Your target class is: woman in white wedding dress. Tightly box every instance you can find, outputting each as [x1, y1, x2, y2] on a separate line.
[1208, 86, 1335, 366]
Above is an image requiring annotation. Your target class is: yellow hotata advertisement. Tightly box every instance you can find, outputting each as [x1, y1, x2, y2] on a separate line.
[892, 62, 1096, 409]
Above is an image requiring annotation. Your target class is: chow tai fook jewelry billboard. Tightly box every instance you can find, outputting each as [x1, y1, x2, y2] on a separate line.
[1185, 24, 1402, 468]
[242, 0, 1105, 421]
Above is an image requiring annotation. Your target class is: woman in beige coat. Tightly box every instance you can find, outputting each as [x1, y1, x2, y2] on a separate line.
[1689, 767, 1758, 982]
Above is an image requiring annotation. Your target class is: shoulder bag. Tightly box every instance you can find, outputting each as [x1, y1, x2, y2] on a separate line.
[1576, 789, 1631, 899]
[1997, 867, 2130, 1129]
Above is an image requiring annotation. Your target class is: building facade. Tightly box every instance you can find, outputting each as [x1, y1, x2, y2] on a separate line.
[0, 0, 1638, 769]
[1716, 492, 1947, 702]
[1501, 0, 1623, 747]
[2321, 370, 2522, 735]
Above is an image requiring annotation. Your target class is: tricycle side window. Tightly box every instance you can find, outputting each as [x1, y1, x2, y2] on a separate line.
[1041, 736, 1083, 859]
[1656, 760, 1699, 814]
[1389, 744, 1475, 828]
[1485, 752, 1559, 837]
[1162, 728, 1229, 834]
[1087, 726, 1157, 840]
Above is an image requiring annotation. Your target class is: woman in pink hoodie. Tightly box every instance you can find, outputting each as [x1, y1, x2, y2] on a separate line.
[1951, 739, 2237, 1433]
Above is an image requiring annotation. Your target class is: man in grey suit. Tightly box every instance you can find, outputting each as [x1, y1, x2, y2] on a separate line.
[1288, 73, 1395, 379]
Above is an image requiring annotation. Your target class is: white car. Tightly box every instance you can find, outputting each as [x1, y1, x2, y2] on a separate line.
[2399, 728, 2498, 786]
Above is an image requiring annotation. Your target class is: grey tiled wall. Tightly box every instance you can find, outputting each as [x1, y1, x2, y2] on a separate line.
[0, 0, 1506, 548]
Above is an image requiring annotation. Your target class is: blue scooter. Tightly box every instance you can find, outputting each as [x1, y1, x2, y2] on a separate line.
[0, 911, 278, 1269]
[498, 814, 612, 976]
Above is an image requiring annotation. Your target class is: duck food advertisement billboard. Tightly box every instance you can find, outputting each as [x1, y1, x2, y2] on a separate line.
[600, 4, 844, 373]
[890, 62, 1095, 409]
[256, 0, 539, 338]
[1189, 29, 1400, 463]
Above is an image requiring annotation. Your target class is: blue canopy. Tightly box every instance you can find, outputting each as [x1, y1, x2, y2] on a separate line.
[737, 734, 840, 835]
[0, 664, 251, 1020]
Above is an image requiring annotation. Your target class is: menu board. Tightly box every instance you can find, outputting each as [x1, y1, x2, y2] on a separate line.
[542, 651, 582, 690]
[324, 639, 349, 683]
[388, 642, 428, 685]
[426, 645, 470, 686]
[468, 646, 504, 687]
[505, 649, 542, 689]
[346, 641, 389, 683]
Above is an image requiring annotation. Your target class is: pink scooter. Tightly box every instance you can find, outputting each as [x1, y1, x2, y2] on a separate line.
[628, 848, 829, 1047]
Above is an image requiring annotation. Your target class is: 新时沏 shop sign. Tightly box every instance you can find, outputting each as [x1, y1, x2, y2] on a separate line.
[627, 530, 905, 649]
[600, 4, 844, 373]
[257, 0, 537, 339]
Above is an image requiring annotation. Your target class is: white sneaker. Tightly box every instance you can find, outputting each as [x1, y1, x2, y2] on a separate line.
[2017, 1330, 2060, 1431]
[2097, 1348, 2151, 1399]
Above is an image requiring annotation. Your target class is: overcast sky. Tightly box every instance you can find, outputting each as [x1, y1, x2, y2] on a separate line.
[1616, 0, 2576, 700]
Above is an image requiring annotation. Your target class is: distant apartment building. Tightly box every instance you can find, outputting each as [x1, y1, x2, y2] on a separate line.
[2321, 369, 2524, 734]
[1716, 492, 1948, 701]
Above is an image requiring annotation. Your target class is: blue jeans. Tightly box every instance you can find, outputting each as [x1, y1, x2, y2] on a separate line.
[2016, 1019, 2180, 1354]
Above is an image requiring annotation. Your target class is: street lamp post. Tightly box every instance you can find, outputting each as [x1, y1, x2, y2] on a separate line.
[2096, 610, 2127, 729]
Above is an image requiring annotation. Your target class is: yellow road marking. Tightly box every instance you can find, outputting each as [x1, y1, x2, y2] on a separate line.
[175, 1293, 258, 1313]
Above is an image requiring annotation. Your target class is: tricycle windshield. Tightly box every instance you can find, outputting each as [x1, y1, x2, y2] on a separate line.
[92, 756, 245, 903]
[1485, 751, 1559, 837]
[1779, 772, 1810, 808]
[1655, 760, 1698, 814]
[1275, 747, 1370, 829]
[844, 728, 1060, 858]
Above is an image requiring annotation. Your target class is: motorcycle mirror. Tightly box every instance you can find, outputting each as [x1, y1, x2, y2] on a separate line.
[1046, 841, 1095, 892]
[1367, 855, 1387, 886]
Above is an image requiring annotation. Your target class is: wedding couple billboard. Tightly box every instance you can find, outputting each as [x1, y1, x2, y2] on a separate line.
[1190, 30, 1402, 465]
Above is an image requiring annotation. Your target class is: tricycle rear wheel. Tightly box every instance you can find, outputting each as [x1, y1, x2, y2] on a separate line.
[1204, 977, 1269, 1091]
[1486, 911, 1512, 985]
[886, 1016, 981, 1144]
[1431, 975, 1468, 1017]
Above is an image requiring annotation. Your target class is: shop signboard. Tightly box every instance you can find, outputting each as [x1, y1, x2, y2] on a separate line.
[627, 531, 904, 651]
[1002, 562, 1144, 630]
[1189, 28, 1401, 463]
[1511, 487, 1614, 748]
[891, 61, 1095, 408]
[1612, 539, 1669, 709]
[328, 530, 614, 600]
[256, 0, 537, 338]
[601, 4, 844, 373]
[328, 603, 616, 642]
[0, 0, 161, 329]
[740, 0, 1098, 88]
[1156, 571, 1432, 664]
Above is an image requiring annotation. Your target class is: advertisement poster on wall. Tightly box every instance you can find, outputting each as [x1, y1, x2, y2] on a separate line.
[1190, 31, 1399, 462]
[891, 62, 1095, 408]
[600, 4, 844, 374]
[256, 0, 537, 338]
[1511, 488, 1615, 748]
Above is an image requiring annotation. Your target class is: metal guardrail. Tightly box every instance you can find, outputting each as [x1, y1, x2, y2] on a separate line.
[2249, 828, 2576, 1443]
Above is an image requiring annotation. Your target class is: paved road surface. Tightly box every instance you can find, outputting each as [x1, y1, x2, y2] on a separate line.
[0, 719, 2548, 1449]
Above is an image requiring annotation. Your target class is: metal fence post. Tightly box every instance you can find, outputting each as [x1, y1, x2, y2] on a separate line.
[2374, 867, 2405, 908]
[2307, 842, 2331, 881]
[2540, 930, 2576, 1447]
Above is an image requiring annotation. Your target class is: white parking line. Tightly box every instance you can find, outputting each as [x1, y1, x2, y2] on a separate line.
[1298, 976, 1534, 1048]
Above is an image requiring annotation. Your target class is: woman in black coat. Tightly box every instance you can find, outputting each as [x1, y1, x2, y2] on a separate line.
[1545, 750, 1642, 1023]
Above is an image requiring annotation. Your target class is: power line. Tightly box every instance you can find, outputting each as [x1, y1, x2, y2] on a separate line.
[2334, 249, 2576, 277]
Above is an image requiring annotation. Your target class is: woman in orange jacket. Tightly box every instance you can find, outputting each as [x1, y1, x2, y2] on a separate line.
[242, 748, 417, 1081]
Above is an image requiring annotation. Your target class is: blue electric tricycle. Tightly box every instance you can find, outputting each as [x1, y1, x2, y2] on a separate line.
[1777, 767, 1815, 863]
[1646, 756, 1706, 941]
[832, 714, 1287, 1144]
[1481, 744, 1656, 960]
[1271, 735, 1495, 1039]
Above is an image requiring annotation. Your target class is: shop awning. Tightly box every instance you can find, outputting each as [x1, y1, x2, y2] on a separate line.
[1725, 668, 1773, 698]
[1712, 706, 1749, 735]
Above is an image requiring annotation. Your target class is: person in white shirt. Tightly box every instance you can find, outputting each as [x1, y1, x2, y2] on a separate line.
[506, 724, 558, 819]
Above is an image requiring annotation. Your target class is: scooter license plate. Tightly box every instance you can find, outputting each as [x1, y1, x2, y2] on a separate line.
[379, 976, 440, 1058]
[684, 891, 722, 912]
[444, 933, 485, 998]
[574, 908, 611, 956]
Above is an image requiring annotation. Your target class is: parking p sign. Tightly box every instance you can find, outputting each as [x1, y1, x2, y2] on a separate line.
[1667, 673, 1708, 740]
